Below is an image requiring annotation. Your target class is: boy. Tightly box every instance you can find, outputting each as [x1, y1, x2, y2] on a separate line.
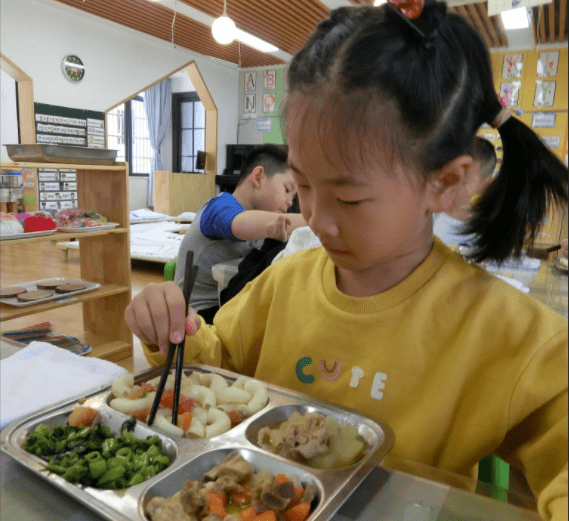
[174, 144, 305, 323]
[433, 137, 496, 245]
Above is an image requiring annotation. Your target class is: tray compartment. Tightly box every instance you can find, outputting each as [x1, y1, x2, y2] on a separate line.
[14, 405, 179, 469]
[141, 447, 322, 519]
[104, 366, 272, 439]
[245, 404, 385, 468]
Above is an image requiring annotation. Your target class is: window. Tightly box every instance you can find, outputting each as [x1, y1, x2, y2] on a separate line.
[107, 94, 153, 176]
[172, 92, 205, 173]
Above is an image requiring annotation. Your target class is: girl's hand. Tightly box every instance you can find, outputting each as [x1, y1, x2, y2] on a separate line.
[124, 281, 202, 357]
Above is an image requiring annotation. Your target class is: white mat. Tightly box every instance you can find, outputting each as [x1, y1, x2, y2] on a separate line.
[1, 341, 127, 431]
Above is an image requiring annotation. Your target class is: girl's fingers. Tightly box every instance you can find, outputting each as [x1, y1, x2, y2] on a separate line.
[146, 290, 174, 353]
[125, 299, 157, 347]
[162, 282, 188, 344]
[185, 307, 202, 336]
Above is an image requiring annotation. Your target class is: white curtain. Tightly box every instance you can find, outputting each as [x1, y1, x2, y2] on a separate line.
[144, 78, 172, 207]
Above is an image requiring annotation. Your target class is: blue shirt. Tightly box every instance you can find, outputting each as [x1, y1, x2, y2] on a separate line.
[200, 192, 245, 241]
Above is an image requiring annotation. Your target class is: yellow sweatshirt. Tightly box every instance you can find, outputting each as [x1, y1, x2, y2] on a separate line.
[144, 238, 568, 520]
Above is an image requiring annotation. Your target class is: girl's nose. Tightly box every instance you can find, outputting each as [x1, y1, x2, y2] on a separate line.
[308, 202, 339, 238]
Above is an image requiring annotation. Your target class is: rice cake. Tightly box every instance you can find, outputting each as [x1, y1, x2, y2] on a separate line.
[17, 290, 53, 302]
[0, 287, 27, 299]
[54, 283, 87, 293]
[37, 280, 68, 290]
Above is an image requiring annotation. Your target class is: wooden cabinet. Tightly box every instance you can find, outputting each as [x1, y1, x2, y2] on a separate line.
[153, 170, 215, 215]
[0, 161, 132, 362]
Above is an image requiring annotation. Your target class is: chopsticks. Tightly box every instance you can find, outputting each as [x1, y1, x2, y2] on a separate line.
[147, 251, 198, 427]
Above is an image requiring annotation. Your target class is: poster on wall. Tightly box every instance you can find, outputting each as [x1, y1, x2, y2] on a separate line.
[537, 51, 559, 77]
[534, 81, 556, 107]
[540, 135, 561, 150]
[502, 53, 523, 78]
[264, 70, 276, 90]
[244, 71, 257, 91]
[531, 112, 556, 128]
[499, 81, 521, 107]
[263, 93, 276, 113]
[34, 103, 105, 148]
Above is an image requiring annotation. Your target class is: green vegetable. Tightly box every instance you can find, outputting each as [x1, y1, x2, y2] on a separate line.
[88, 459, 107, 479]
[97, 465, 126, 486]
[127, 473, 145, 487]
[22, 417, 171, 490]
[62, 463, 87, 483]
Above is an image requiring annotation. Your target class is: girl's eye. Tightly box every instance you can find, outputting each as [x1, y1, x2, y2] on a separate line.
[298, 184, 310, 190]
[337, 199, 361, 207]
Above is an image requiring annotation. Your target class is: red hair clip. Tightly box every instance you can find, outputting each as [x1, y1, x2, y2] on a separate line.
[388, 0, 424, 20]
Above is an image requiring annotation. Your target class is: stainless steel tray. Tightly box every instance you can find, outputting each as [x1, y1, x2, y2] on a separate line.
[5, 144, 117, 165]
[0, 364, 395, 521]
[0, 277, 101, 307]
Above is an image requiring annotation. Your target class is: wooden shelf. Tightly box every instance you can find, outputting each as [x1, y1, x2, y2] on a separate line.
[0, 161, 133, 361]
[0, 284, 130, 321]
[0, 228, 128, 245]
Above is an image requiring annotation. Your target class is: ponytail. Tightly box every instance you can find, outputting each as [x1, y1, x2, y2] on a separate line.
[464, 113, 567, 264]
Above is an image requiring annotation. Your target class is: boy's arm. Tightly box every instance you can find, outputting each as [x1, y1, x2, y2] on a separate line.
[495, 330, 568, 521]
[231, 211, 306, 241]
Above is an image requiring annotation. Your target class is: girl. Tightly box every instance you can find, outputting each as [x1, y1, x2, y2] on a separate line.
[126, 2, 568, 520]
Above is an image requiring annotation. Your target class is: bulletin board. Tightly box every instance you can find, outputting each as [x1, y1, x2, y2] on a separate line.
[238, 65, 287, 145]
[33, 103, 105, 211]
[483, 47, 568, 162]
[34, 103, 105, 149]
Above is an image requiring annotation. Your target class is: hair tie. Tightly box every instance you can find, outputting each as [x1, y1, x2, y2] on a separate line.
[388, 0, 425, 20]
[492, 108, 512, 129]
[386, 0, 437, 49]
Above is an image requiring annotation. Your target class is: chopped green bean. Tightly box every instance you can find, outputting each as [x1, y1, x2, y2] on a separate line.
[22, 417, 171, 490]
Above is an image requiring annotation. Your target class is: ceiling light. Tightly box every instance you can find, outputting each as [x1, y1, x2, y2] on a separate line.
[373, 0, 387, 5]
[500, 7, 530, 30]
[235, 29, 278, 53]
[212, 0, 236, 45]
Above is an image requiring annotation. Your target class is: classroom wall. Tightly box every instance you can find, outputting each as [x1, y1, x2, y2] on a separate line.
[0, 0, 239, 179]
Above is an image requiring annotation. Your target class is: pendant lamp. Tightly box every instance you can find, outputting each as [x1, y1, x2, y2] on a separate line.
[212, 0, 236, 45]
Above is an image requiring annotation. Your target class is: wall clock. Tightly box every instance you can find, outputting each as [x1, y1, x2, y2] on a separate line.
[62, 55, 85, 83]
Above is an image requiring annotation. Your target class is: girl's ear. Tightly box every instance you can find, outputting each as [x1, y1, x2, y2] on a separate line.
[250, 166, 265, 188]
[426, 155, 473, 213]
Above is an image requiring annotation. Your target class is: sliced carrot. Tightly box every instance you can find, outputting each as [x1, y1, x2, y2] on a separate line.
[177, 412, 192, 431]
[228, 410, 241, 427]
[284, 486, 306, 510]
[178, 396, 195, 413]
[254, 511, 277, 521]
[240, 507, 258, 521]
[207, 490, 226, 518]
[282, 503, 311, 521]
[160, 389, 174, 409]
[274, 474, 290, 484]
[68, 407, 98, 427]
[131, 408, 151, 422]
